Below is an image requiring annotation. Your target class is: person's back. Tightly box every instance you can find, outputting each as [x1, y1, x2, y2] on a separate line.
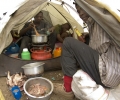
[88, 17, 120, 87]
[76, 3, 120, 87]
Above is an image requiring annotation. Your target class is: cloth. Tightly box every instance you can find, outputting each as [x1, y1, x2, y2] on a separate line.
[61, 37, 106, 87]
[87, 17, 120, 87]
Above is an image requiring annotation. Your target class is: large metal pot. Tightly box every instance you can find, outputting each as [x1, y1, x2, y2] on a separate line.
[21, 62, 45, 76]
[31, 34, 48, 44]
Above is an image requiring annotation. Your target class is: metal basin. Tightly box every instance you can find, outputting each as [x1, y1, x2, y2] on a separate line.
[21, 62, 45, 76]
[23, 77, 53, 100]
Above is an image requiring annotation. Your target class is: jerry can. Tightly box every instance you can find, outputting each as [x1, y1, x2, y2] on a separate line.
[53, 47, 61, 58]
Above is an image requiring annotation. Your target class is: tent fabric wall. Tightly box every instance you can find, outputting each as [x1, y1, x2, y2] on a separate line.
[0, 0, 83, 54]
[42, 10, 53, 27]
[0, 0, 29, 33]
[13, 2, 83, 36]
[12, 2, 48, 31]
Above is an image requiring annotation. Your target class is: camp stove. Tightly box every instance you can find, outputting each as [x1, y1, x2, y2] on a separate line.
[31, 42, 49, 48]
[30, 43, 52, 60]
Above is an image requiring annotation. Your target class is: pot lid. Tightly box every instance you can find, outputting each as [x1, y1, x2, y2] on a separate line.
[21, 62, 45, 69]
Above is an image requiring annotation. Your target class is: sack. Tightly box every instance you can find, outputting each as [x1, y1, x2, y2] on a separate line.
[71, 70, 109, 100]
[107, 84, 120, 100]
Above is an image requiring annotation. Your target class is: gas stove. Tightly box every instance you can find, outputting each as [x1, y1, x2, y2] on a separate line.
[31, 42, 50, 47]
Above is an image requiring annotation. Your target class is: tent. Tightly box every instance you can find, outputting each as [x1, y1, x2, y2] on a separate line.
[0, 0, 84, 76]
[0, 0, 83, 53]
[1, 0, 120, 53]
[0, 0, 120, 76]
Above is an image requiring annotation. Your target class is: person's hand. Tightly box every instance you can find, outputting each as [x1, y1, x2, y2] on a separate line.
[78, 32, 89, 43]
[11, 30, 20, 38]
[81, 32, 89, 38]
[28, 20, 35, 29]
[28, 22, 35, 29]
[78, 35, 85, 43]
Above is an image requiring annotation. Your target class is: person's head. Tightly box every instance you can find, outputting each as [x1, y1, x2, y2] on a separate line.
[62, 23, 71, 32]
[34, 11, 43, 23]
[75, 3, 89, 23]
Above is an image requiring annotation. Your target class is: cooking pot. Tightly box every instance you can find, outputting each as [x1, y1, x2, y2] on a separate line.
[21, 62, 45, 76]
[31, 34, 48, 44]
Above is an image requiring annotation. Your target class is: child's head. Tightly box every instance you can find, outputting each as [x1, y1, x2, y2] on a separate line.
[62, 23, 71, 32]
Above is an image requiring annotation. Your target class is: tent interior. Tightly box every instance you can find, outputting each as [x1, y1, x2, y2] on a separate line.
[0, 0, 86, 76]
[0, 0, 85, 56]
[1, 0, 120, 56]
[0, 0, 120, 100]
[0, 0, 120, 76]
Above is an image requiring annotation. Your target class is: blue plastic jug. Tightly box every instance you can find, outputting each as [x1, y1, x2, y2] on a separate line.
[5, 43, 19, 55]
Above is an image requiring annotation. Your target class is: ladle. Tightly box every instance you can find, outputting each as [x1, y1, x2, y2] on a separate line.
[31, 20, 40, 36]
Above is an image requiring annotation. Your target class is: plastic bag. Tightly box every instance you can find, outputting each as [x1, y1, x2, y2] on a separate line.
[71, 70, 109, 100]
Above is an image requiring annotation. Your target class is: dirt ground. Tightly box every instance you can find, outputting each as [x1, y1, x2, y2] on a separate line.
[0, 70, 79, 100]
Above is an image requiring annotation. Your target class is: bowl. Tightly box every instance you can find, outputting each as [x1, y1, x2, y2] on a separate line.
[21, 62, 45, 76]
[23, 77, 53, 100]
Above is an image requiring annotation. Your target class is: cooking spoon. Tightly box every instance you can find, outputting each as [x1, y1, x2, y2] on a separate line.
[31, 20, 40, 36]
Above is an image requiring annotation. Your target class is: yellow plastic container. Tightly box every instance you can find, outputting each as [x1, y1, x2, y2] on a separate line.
[0, 89, 5, 100]
[73, 26, 82, 36]
[53, 47, 61, 58]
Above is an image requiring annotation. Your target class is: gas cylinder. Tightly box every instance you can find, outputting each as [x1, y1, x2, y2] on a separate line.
[31, 47, 52, 60]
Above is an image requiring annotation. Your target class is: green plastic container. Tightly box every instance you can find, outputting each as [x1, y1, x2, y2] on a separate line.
[21, 48, 31, 60]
